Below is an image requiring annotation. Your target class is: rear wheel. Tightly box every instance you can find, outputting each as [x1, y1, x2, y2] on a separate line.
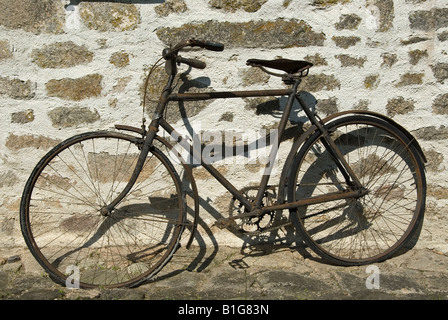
[288, 116, 426, 265]
[20, 131, 186, 288]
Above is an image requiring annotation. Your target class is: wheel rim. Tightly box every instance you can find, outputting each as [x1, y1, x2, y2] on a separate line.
[292, 119, 424, 264]
[21, 133, 185, 288]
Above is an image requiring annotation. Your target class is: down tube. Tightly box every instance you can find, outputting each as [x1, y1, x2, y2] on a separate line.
[158, 118, 254, 211]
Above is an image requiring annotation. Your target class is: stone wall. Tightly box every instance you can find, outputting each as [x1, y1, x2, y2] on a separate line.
[1, 0, 447, 252]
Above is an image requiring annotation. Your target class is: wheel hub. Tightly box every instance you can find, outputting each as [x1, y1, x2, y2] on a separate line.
[100, 206, 111, 217]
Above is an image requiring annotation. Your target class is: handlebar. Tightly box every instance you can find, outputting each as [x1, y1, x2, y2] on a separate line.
[179, 57, 207, 69]
[190, 39, 224, 52]
[162, 39, 224, 70]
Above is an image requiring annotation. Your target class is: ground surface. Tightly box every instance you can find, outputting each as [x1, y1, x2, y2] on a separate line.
[1, 245, 448, 301]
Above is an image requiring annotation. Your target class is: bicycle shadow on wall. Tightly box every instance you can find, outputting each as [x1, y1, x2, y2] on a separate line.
[159, 72, 323, 277]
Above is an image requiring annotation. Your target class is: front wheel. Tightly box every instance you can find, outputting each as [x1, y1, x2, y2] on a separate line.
[20, 131, 186, 288]
[288, 115, 426, 266]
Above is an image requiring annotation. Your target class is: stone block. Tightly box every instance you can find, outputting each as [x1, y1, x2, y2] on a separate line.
[408, 49, 428, 66]
[244, 97, 280, 115]
[432, 93, 448, 115]
[424, 150, 444, 173]
[0, 0, 64, 34]
[155, 0, 188, 16]
[301, 74, 341, 92]
[332, 36, 361, 49]
[239, 67, 270, 86]
[5, 133, 61, 150]
[395, 73, 424, 87]
[312, 0, 351, 7]
[209, 0, 268, 12]
[335, 14, 362, 30]
[112, 77, 132, 93]
[46, 74, 102, 101]
[431, 63, 448, 83]
[438, 31, 448, 42]
[400, 36, 431, 45]
[109, 51, 130, 68]
[428, 185, 448, 200]
[0, 171, 18, 188]
[156, 19, 325, 49]
[0, 77, 35, 100]
[0, 40, 12, 61]
[219, 112, 234, 122]
[31, 41, 93, 69]
[413, 126, 448, 141]
[352, 100, 369, 111]
[335, 54, 367, 67]
[410, 8, 448, 31]
[364, 74, 380, 89]
[367, 0, 394, 32]
[79, 2, 140, 32]
[11, 109, 34, 124]
[317, 97, 339, 117]
[48, 106, 100, 128]
[381, 53, 397, 67]
[304, 53, 328, 66]
[386, 97, 415, 117]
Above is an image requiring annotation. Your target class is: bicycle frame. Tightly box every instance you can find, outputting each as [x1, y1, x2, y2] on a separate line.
[102, 70, 366, 220]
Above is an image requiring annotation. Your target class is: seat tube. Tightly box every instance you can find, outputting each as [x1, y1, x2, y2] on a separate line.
[253, 80, 301, 207]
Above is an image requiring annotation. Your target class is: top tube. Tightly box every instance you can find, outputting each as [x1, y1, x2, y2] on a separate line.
[168, 88, 293, 102]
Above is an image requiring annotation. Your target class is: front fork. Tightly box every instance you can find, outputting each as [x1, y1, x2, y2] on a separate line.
[100, 126, 158, 216]
[101, 75, 175, 216]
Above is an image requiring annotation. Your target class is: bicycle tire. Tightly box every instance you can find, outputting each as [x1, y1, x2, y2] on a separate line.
[20, 131, 186, 288]
[288, 115, 426, 266]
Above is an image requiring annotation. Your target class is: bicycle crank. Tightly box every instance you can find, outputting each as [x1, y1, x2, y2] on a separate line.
[223, 186, 277, 234]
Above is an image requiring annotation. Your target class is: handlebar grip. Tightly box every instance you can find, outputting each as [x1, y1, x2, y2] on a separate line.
[180, 57, 207, 69]
[192, 40, 224, 52]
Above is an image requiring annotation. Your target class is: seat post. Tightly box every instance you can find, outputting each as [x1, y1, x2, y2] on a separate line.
[282, 74, 302, 85]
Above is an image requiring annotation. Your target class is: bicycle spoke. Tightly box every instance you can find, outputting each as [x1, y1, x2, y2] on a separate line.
[290, 116, 424, 265]
[22, 133, 185, 288]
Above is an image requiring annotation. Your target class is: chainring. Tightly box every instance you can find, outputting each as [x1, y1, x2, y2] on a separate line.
[228, 186, 277, 233]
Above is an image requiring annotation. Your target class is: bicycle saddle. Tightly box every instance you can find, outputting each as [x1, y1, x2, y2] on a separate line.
[247, 58, 313, 74]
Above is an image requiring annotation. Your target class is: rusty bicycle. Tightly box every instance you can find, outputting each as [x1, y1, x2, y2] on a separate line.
[20, 39, 427, 289]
